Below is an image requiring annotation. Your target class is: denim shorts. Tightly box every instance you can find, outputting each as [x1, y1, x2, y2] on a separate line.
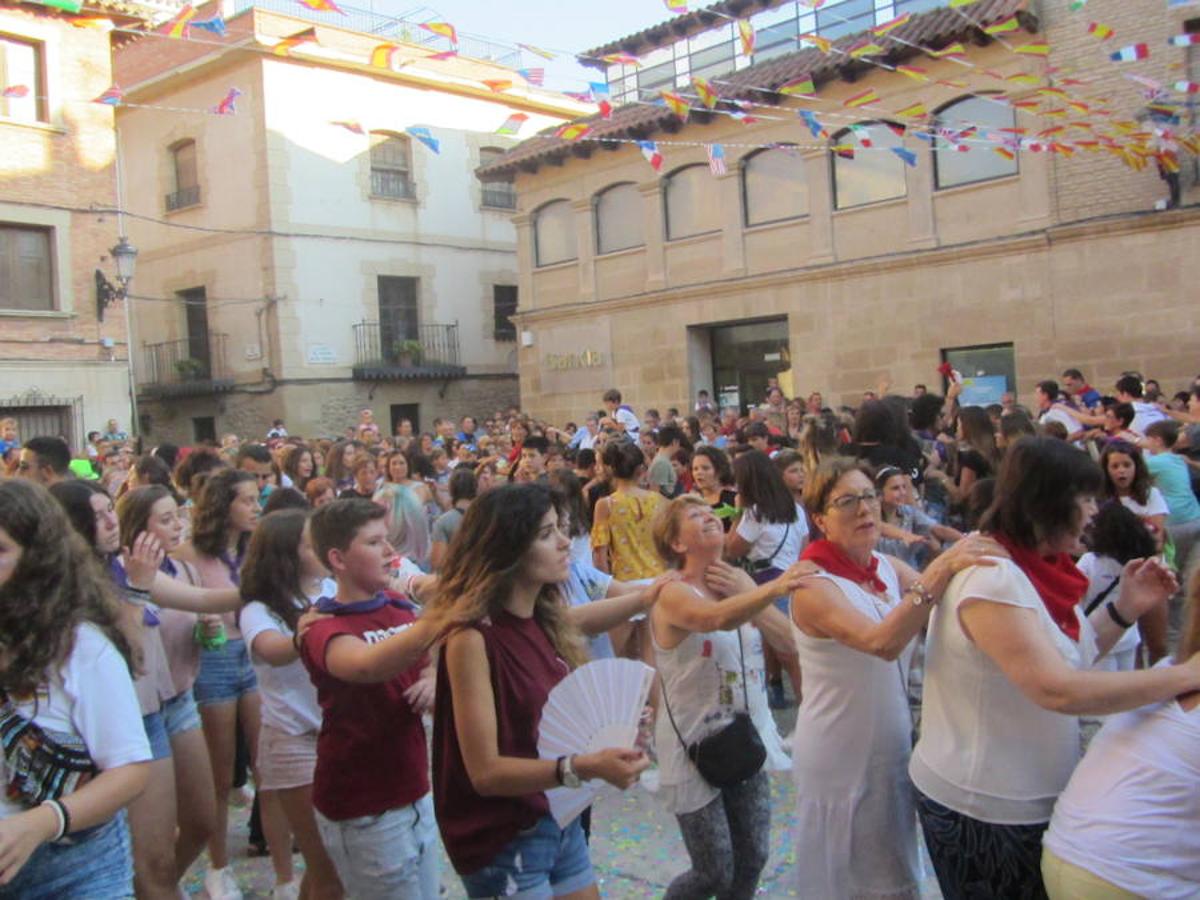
[459, 815, 595, 900]
[315, 793, 439, 900]
[161, 688, 202, 737]
[0, 811, 133, 899]
[193, 638, 258, 707]
[142, 710, 172, 761]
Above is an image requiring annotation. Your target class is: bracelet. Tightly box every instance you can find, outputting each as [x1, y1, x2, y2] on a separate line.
[125, 586, 152, 603]
[905, 581, 935, 607]
[41, 799, 67, 841]
[555, 755, 566, 787]
[1106, 601, 1134, 629]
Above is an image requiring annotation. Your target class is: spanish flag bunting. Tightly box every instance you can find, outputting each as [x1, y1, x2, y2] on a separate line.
[1074, 139, 1100, 150]
[1087, 22, 1113, 40]
[896, 102, 927, 118]
[495, 113, 528, 135]
[1038, 87, 1067, 98]
[984, 16, 1020, 35]
[1179, 134, 1200, 154]
[298, 0, 343, 11]
[1049, 142, 1074, 157]
[331, 120, 364, 134]
[1038, 125, 1065, 138]
[519, 43, 556, 60]
[65, 16, 112, 29]
[273, 28, 317, 56]
[1011, 99, 1040, 110]
[949, 0, 980, 7]
[664, 0, 688, 13]
[1173, 80, 1200, 93]
[843, 87, 878, 108]
[1068, 120, 1094, 130]
[1156, 151, 1180, 174]
[555, 123, 591, 141]
[738, 19, 755, 57]
[1041, 107, 1068, 118]
[997, 126, 1027, 135]
[779, 76, 816, 97]
[872, 13, 910, 36]
[832, 144, 855, 159]
[482, 80, 512, 92]
[993, 146, 1016, 160]
[1015, 43, 1051, 55]
[160, 5, 196, 38]
[848, 40, 884, 58]
[1066, 100, 1091, 112]
[692, 77, 718, 108]
[896, 65, 929, 81]
[420, 22, 458, 45]
[1169, 34, 1200, 46]
[799, 33, 832, 54]
[601, 53, 640, 67]
[927, 43, 966, 58]
[370, 44, 401, 69]
[661, 90, 691, 121]
[936, 79, 969, 89]
[1109, 44, 1149, 62]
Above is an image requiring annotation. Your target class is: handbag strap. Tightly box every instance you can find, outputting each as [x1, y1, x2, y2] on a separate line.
[660, 626, 752, 754]
[762, 520, 791, 569]
[1084, 576, 1120, 616]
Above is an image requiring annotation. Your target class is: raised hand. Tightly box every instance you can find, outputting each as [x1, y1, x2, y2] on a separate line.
[1118, 558, 1179, 621]
[704, 559, 756, 598]
[124, 532, 165, 591]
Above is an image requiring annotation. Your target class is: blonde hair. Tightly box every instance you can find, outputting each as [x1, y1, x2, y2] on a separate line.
[652, 495, 709, 570]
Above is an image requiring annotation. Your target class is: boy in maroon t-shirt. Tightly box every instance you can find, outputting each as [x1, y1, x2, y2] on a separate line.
[300, 499, 440, 899]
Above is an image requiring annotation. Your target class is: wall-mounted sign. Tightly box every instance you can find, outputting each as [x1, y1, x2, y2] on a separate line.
[536, 320, 614, 395]
[544, 350, 606, 371]
[306, 343, 338, 365]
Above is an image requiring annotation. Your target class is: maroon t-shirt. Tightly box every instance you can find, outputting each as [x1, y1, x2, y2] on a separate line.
[433, 610, 570, 874]
[300, 593, 429, 820]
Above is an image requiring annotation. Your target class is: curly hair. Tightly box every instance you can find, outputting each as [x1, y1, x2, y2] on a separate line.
[0, 480, 138, 695]
[190, 468, 257, 558]
[426, 483, 586, 668]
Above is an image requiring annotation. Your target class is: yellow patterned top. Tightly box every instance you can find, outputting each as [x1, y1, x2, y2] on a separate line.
[591, 488, 667, 582]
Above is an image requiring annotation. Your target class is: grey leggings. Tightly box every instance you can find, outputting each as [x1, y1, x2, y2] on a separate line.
[664, 771, 771, 900]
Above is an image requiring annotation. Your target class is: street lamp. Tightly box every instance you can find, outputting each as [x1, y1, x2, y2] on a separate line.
[95, 235, 137, 322]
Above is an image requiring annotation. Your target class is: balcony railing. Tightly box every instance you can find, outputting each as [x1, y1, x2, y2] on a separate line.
[140, 333, 234, 397]
[481, 185, 517, 210]
[165, 185, 201, 211]
[352, 321, 466, 380]
[370, 170, 417, 200]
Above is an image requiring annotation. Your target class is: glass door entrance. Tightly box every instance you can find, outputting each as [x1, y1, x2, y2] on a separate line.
[710, 318, 790, 414]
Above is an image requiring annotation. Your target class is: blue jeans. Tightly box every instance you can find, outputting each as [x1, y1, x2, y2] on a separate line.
[161, 688, 202, 737]
[459, 815, 595, 900]
[193, 638, 257, 706]
[315, 793, 439, 900]
[0, 812, 133, 899]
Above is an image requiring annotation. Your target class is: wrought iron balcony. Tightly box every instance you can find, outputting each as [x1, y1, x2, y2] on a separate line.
[165, 185, 201, 211]
[140, 332, 234, 398]
[370, 170, 417, 200]
[352, 321, 466, 380]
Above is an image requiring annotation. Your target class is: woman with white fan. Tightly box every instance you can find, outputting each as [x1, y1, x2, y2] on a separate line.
[648, 495, 810, 900]
[431, 483, 652, 900]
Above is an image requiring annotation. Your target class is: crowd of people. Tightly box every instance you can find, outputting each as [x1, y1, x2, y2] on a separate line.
[0, 365, 1198, 900]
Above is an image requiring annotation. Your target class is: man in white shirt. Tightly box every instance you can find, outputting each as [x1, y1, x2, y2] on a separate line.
[1036, 380, 1082, 438]
[1115, 373, 1168, 435]
[602, 388, 639, 436]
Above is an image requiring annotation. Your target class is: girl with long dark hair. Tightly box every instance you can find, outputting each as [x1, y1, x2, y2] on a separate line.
[691, 445, 738, 532]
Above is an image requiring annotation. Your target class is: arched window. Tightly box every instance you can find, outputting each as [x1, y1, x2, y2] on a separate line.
[534, 200, 576, 267]
[933, 95, 1018, 190]
[369, 132, 414, 199]
[167, 139, 200, 210]
[832, 121, 908, 210]
[479, 147, 516, 209]
[742, 145, 807, 226]
[664, 164, 721, 240]
[595, 183, 644, 254]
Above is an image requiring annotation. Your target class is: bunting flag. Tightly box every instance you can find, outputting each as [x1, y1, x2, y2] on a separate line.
[896, 65, 930, 81]
[518, 43, 556, 60]
[637, 140, 664, 171]
[896, 101, 928, 118]
[213, 87, 241, 115]
[660, 90, 690, 121]
[779, 75, 816, 96]
[191, 14, 226, 36]
[729, 110, 759, 123]
[517, 68, 545, 86]
[664, 0, 688, 12]
[93, 84, 123, 105]
[1173, 80, 1200, 93]
[799, 33, 832, 53]
[984, 16, 1020, 35]
[2, 85, 29, 98]
[707, 143, 727, 175]
[370, 44, 401, 68]
[891, 146, 918, 166]
[850, 124, 873, 147]
[1110, 44, 1149, 62]
[273, 28, 318, 56]
[555, 123, 591, 141]
[832, 144, 855, 159]
[799, 109, 825, 137]
[298, 0, 343, 11]
[426, 50, 458, 60]
[693, 77, 718, 108]
[1087, 22, 1114, 40]
[331, 120, 364, 134]
[873, 13, 911, 35]
[482, 79, 512, 92]
[405, 126, 440, 153]
[26, 0, 82, 11]
[160, 5, 196, 38]
[496, 113, 528, 135]
[927, 43, 966, 58]
[738, 19, 756, 57]
[848, 40, 884, 58]
[1006, 73, 1040, 85]
[843, 87, 878, 108]
[65, 16, 112, 28]
[993, 146, 1016, 160]
[1168, 34, 1200, 46]
[419, 22, 458, 44]
[589, 82, 612, 118]
[1014, 42, 1051, 55]
[949, 0, 980, 6]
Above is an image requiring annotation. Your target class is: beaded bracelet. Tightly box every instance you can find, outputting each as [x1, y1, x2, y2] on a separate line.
[905, 581, 935, 606]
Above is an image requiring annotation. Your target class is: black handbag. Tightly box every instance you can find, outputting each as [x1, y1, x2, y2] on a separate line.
[661, 629, 766, 788]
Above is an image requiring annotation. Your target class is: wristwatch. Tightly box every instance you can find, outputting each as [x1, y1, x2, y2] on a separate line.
[557, 755, 582, 789]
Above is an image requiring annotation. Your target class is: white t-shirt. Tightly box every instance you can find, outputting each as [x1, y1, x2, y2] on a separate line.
[910, 558, 1098, 824]
[1043, 681, 1200, 898]
[612, 406, 639, 436]
[735, 503, 809, 567]
[0, 624, 151, 819]
[1076, 553, 1139, 658]
[240, 583, 331, 735]
[1040, 406, 1081, 436]
[1119, 487, 1169, 520]
[1129, 400, 1167, 436]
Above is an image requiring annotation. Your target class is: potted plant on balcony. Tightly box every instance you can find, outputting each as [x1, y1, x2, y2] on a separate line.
[173, 357, 208, 381]
[392, 339, 424, 368]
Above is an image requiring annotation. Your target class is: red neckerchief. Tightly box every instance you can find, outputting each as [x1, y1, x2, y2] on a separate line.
[801, 539, 887, 594]
[991, 532, 1086, 642]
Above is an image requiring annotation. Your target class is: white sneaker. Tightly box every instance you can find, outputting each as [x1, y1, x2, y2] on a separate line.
[272, 882, 299, 900]
[204, 866, 243, 900]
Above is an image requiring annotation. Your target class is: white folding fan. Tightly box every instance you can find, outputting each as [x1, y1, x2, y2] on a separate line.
[537, 657, 656, 827]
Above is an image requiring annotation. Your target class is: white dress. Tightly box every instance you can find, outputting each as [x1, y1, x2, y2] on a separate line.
[790, 554, 920, 900]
